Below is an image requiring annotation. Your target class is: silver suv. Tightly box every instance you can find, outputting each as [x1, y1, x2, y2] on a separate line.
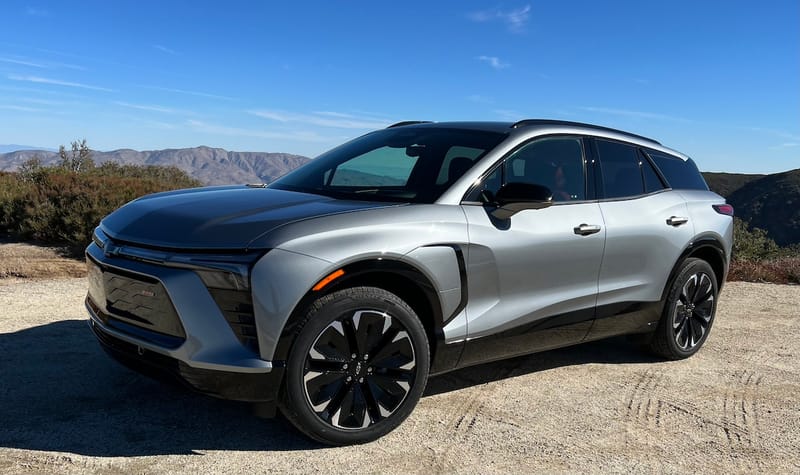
[86, 120, 734, 445]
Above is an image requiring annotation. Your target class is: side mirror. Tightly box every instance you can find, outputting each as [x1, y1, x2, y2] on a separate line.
[490, 182, 553, 219]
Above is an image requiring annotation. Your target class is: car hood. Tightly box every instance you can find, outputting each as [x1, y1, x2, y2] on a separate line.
[99, 186, 396, 250]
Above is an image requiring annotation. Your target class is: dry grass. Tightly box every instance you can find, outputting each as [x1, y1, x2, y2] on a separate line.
[0, 241, 86, 279]
[728, 257, 800, 285]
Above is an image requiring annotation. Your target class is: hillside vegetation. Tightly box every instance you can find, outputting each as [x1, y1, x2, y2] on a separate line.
[0, 146, 309, 185]
[703, 169, 800, 247]
[0, 140, 200, 254]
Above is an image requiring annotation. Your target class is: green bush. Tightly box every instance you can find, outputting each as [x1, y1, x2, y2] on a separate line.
[732, 217, 781, 260]
[0, 143, 201, 254]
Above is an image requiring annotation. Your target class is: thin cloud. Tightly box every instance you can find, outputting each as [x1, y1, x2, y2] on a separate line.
[153, 44, 179, 55]
[0, 104, 46, 112]
[142, 85, 237, 101]
[769, 142, 800, 150]
[467, 94, 495, 104]
[113, 101, 188, 114]
[25, 7, 49, 16]
[0, 56, 85, 70]
[187, 119, 333, 142]
[477, 55, 509, 69]
[469, 5, 531, 33]
[0, 57, 46, 68]
[7, 74, 114, 92]
[578, 106, 692, 123]
[746, 126, 800, 142]
[249, 110, 390, 129]
[493, 109, 525, 121]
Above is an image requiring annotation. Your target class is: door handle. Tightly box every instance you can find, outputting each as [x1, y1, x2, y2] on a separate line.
[574, 223, 602, 236]
[666, 216, 689, 226]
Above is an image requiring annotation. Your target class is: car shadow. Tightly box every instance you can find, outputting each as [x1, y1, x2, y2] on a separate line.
[0, 320, 319, 456]
[0, 320, 657, 456]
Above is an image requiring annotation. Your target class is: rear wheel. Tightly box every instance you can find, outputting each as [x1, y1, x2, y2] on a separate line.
[650, 258, 718, 359]
[279, 286, 429, 445]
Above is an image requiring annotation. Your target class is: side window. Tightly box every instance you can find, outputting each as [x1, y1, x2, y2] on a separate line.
[596, 139, 644, 199]
[468, 136, 586, 202]
[647, 151, 709, 190]
[640, 151, 666, 193]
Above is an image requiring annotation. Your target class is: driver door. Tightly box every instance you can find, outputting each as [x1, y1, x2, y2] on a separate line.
[459, 135, 606, 365]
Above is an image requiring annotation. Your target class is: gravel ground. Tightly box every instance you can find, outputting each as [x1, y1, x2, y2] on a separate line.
[0, 278, 798, 474]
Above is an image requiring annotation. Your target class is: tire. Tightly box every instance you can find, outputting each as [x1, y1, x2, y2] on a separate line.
[279, 286, 430, 445]
[649, 258, 719, 360]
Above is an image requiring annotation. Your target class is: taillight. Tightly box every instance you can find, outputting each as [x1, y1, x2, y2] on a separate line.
[712, 204, 734, 216]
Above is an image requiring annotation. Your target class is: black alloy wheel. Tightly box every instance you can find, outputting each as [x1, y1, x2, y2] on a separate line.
[303, 309, 417, 429]
[280, 286, 429, 445]
[672, 271, 715, 351]
[650, 258, 719, 360]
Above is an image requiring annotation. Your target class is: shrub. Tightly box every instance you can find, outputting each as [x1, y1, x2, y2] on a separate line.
[0, 142, 201, 254]
[728, 257, 800, 285]
[732, 217, 781, 260]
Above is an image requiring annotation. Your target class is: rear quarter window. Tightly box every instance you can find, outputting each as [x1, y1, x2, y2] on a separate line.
[647, 151, 708, 190]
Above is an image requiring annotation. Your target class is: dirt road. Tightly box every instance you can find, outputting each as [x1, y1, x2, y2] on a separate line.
[0, 279, 798, 474]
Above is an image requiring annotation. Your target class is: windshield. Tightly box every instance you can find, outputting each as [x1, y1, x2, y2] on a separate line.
[270, 127, 507, 203]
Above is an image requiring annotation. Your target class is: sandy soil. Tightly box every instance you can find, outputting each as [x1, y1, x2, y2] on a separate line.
[0, 278, 798, 474]
[0, 242, 86, 279]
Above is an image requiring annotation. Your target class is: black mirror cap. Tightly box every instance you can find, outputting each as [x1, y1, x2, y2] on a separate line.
[491, 182, 553, 219]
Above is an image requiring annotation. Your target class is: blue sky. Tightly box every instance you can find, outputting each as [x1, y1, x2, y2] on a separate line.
[0, 1, 798, 173]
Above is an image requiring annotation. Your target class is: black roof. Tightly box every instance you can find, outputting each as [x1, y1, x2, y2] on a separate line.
[386, 119, 661, 145]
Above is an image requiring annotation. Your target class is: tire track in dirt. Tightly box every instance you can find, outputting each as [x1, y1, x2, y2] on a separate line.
[429, 363, 524, 472]
[623, 368, 756, 471]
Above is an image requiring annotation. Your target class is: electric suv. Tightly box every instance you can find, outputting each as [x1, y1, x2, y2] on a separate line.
[86, 120, 733, 445]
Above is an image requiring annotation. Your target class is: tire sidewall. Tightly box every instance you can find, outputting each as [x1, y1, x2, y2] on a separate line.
[282, 287, 430, 445]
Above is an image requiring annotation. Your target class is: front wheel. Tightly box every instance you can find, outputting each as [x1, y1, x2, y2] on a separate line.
[649, 258, 719, 360]
[279, 286, 430, 445]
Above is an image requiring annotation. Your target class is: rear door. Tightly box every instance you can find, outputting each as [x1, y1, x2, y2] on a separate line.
[588, 138, 694, 339]
[460, 135, 606, 365]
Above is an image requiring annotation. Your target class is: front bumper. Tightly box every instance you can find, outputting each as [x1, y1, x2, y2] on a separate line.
[85, 241, 283, 403]
[89, 316, 284, 402]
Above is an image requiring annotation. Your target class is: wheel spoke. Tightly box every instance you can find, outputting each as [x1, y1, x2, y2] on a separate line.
[323, 380, 352, 421]
[342, 317, 363, 357]
[695, 299, 714, 323]
[305, 372, 346, 412]
[367, 374, 411, 412]
[370, 330, 414, 367]
[313, 324, 351, 362]
[307, 359, 346, 373]
[676, 318, 690, 349]
[359, 380, 382, 425]
[688, 316, 703, 346]
[672, 304, 687, 329]
[687, 274, 700, 303]
[693, 274, 713, 304]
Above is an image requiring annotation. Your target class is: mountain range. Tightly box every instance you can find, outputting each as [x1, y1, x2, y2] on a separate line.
[0, 146, 310, 185]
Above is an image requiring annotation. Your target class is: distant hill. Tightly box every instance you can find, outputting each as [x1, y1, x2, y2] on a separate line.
[704, 169, 800, 247]
[0, 144, 57, 153]
[0, 146, 310, 185]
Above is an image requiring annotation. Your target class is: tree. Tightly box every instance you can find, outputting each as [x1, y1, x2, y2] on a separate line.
[18, 155, 45, 183]
[58, 139, 94, 172]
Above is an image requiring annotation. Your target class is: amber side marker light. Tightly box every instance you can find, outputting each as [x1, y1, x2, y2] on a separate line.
[313, 269, 345, 291]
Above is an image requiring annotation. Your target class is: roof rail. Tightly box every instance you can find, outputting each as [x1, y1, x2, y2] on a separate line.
[387, 121, 433, 128]
[510, 119, 661, 145]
